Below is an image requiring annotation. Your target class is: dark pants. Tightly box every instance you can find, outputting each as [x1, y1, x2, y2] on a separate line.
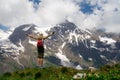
[37, 46, 44, 58]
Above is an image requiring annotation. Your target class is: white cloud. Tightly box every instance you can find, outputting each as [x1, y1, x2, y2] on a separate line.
[0, 0, 35, 28]
[0, 0, 83, 29]
[88, 0, 120, 32]
[37, 0, 77, 25]
[99, 1, 120, 32]
[0, 0, 120, 33]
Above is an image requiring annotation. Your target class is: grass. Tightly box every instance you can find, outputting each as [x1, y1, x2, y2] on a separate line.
[0, 64, 120, 80]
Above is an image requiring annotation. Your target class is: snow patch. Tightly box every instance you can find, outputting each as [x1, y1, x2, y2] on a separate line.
[18, 40, 25, 52]
[69, 32, 79, 45]
[55, 44, 71, 67]
[22, 26, 31, 31]
[78, 54, 83, 59]
[75, 65, 83, 70]
[100, 55, 108, 61]
[90, 40, 96, 44]
[56, 52, 71, 66]
[56, 52, 69, 62]
[61, 42, 66, 49]
[99, 36, 116, 44]
[0, 30, 12, 41]
[28, 39, 37, 46]
[1, 40, 21, 58]
[68, 31, 91, 47]
[88, 57, 93, 62]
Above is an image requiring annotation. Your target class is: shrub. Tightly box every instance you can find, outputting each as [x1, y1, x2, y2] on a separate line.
[3, 72, 11, 77]
[61, 67, 68, 73]
[34, 72, 42, 80]
[19, 72, 25, 78]
[26, 72, 32, 76]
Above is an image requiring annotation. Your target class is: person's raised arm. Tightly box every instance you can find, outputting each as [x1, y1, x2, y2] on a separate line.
[26, 34, 38, 40]
[43, 32, 55, 40]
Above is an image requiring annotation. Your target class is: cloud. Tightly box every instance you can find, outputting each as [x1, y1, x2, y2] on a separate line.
[80, 0, 120, 32]
[0, 0, 83, 29]
[0, 0, 35, 28]
[36, 0, 80, 25]
[0, 0, 120, 33]
[98, 0, 120, 32]
[87, 0, 120, 32]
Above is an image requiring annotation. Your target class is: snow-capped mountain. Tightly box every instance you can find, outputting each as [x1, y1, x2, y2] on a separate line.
[45, 21, 120, 69]
[0, 29, 12, 40]
[0, 21, 120, 73]
[0, 29, 13, 55]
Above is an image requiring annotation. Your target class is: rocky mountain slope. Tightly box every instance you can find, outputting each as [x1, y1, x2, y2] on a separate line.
[0, 21, 120, 73]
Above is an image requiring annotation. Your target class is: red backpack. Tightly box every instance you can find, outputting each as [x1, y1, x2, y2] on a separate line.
[37, 40, 43, 47]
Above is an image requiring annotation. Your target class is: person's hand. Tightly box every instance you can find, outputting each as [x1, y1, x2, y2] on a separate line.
[52, 32, 55, 35]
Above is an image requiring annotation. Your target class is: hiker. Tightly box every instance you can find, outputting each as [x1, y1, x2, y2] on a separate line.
[26, 32, 55, 67]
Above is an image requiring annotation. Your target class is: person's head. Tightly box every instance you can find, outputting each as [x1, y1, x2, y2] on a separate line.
[37, 32, 43, 39]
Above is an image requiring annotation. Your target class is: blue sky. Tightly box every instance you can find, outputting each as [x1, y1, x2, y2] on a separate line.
[31, 0, 95, 14]
[29, 0, 97, 14]
[80, 0, 95, 14]
[0, 0, 120, 33]
[0, 24, 9, 31]
[30, 0, 41, 4]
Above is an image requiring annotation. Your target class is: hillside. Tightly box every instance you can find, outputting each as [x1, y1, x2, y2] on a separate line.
[0, 63, 120, 80]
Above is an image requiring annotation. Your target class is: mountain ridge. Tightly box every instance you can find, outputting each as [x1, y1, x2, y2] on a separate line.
[0, 21, 120, 73]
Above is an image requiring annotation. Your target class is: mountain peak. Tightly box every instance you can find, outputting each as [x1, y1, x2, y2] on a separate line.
[9, 24, 36, 44]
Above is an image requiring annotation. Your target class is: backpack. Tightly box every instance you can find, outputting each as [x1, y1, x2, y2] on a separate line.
[37, 40, 43, 47]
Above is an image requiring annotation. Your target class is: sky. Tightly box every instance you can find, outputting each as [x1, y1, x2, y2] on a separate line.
[0, 0, 120, 33]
